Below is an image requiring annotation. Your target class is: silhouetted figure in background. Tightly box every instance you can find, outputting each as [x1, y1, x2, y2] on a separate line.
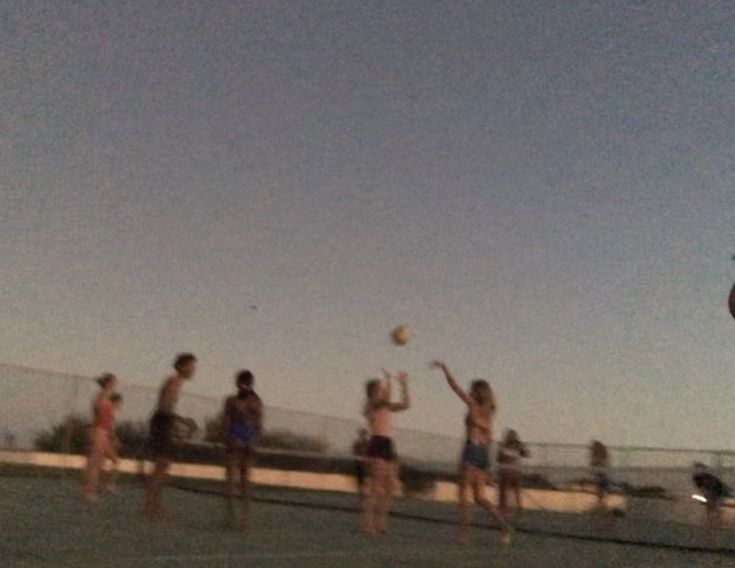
[692, 462, 731, 542]
[497, 429, 529, 521]
[589, 440, 613, 530]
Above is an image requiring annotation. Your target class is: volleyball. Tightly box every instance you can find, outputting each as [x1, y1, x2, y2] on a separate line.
[391, 325, 411, 346]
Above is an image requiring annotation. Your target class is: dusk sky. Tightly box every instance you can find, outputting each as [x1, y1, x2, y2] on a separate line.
[3, 1, 734, 448]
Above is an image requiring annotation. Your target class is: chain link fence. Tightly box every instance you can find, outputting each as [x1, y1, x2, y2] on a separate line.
[2, 362, 733, 504]
[0, 363, 458, 460]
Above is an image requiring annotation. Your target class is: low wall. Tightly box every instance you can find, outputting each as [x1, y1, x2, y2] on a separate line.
[0, 450, 360, 493]
[427, 480, 626, 513]
[0, 450, 623, 514]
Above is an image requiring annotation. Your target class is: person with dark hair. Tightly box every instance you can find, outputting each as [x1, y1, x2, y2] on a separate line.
[360, 369, 410, 535]
[692, 462, 731, 541]
[222, 369, 263, 530]
[144, 353, 197, 519]
[82, 373, 118, 501]
[589, 440, 614, 530]
[590, 441, 611, 504]
[432, 361, 511, 545]
[497, 429, 529, 521]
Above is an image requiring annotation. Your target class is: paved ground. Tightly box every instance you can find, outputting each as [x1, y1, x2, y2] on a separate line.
[2, 475, 734, 567]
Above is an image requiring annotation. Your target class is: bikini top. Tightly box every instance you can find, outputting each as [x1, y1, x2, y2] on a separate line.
[465, 410, 491, 434]
[93, 398, 115, 431]
[229, 390, 260, 431]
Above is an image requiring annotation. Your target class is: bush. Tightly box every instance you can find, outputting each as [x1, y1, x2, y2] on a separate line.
[114, 421, 150, 458]
[259, 430, 328, 453]
[34, 415, 88, 455]
[616, 482, 670, 499]
[34, 415, 149, 458]
[204, 412, 328, 453]
[569, 477, 670, 499]
[163, 442, 354, 472]
[400, 464, 437, 497]
[203, 413, 225, 444]
[520, 473, 557, 490]
[37, 413, 330, 458]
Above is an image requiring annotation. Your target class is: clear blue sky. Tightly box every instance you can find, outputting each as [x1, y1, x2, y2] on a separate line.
[2, 1, 734, 447]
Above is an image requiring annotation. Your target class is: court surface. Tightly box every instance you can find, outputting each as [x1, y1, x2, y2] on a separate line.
[2, 475, 735, 567]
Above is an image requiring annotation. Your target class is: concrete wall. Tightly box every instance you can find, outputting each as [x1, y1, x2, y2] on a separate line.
[0, 450, 361, 493]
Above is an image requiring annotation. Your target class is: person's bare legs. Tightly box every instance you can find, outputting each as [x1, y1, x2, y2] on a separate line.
[104, 457, 120, 494]
[238, 451, 252, 531]
[226, 450, 252, 531]
[498, 474, 508, 519]
[458, 469, 472, 544]
[375, 462, 396, 534]
[360, 459, 379, 534]
[103, 442, 119, 494]
[144, 456, 171, 518]
[358, 466, 368, 509]
[226, 451, 239, 528]
[471, 470, 511, 544]
[593, 488, 611, 531]
[512, 480, 523, 521]
[500, 473, 521, 523]
[82, 429, 104, 501]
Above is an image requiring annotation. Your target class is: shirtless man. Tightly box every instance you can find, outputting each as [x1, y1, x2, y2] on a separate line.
[360, 369, 410, 534]
[143, 353, 197, 519]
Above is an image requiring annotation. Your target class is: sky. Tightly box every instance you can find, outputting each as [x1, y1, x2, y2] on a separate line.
[2, 1, 734, 448]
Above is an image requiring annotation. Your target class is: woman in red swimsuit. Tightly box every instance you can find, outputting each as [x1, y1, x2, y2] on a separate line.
[82, 373, 118, 502]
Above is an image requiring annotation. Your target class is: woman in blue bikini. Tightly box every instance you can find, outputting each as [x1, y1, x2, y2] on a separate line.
[432, 361, 511, 545]
[222, 370, 263, 530]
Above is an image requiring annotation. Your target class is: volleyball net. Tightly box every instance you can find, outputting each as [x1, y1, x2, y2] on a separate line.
[2, 362, 735, 553]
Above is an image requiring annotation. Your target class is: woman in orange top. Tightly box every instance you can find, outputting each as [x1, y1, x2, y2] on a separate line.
[82, 373, 118, 502]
